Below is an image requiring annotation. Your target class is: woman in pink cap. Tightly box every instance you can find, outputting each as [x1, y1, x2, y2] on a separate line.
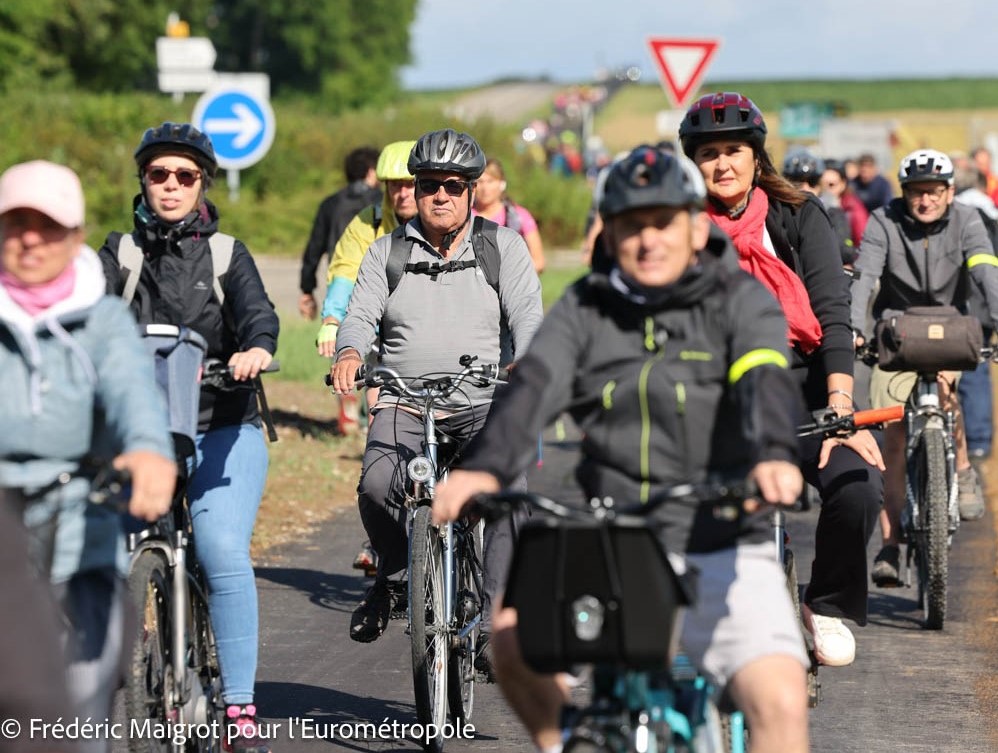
[0, 159, 175, 752]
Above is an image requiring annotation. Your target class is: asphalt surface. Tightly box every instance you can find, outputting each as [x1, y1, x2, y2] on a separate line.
[245, 420, 998, 752]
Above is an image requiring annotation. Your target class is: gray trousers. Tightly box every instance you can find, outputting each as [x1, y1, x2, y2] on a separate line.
[357, 404, 525, 633]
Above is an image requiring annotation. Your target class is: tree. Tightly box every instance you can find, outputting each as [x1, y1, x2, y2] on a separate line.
[0, 0, 417, 107]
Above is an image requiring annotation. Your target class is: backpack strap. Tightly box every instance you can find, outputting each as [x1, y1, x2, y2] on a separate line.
[501, 199, 522, 234]
[372, 201, 383, 235]
[385, 216, 502, 296]
[117, 233, 145, 304]
[470, 215, 501, 294]
[116, 232, 236, 307]
[208, 232, 236, 307]
[385, 226, 410, 295]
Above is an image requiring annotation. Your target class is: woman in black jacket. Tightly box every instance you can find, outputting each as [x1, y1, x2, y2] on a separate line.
[99, 123, 278, 753]
[680, 93, 885, 669]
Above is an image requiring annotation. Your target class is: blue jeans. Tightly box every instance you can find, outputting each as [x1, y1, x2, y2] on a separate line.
[189, 423, 268, 705]
[958, 358, 993, 456]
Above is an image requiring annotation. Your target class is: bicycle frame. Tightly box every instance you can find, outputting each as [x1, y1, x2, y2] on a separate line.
[901, 372, 959, 544]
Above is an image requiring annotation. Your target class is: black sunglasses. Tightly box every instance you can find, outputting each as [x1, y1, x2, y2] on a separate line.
[145, 166, 203, 187]
[415, 177, 469, 197]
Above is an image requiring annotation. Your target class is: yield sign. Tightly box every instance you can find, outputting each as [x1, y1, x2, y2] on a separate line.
[647, 38, 721, 109]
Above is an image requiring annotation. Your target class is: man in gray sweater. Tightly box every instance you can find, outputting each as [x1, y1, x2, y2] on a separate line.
[329, 129, 543, 646]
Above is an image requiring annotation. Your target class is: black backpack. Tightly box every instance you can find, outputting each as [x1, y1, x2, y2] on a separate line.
[386, 215, 502, 296]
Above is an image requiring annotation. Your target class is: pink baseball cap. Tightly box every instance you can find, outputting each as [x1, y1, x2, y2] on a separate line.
[0, 160, 85, 229]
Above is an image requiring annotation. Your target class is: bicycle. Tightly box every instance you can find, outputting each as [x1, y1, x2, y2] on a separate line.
[328, 355, 507, 752]
[857, 343, 994, 629]
[125, 324, 278, 753]
[470, 405, 900, 753]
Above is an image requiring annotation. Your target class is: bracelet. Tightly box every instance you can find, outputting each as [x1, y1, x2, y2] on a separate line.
[828, 389, 853, 402]
[828, 403, 854, 412]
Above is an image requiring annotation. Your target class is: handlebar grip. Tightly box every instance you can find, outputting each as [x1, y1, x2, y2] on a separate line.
[262, 360, 280, 374]
[496, 367, 510, 382]
[852, 405, 904, 427]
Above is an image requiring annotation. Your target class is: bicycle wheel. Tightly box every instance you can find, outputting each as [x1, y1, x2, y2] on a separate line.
[915, 428, 948, 629]
[409, 505, 448, 751]
[187, 568, 224, 752]
[126, 551, 172, 753]
[447, 519, 482, 722]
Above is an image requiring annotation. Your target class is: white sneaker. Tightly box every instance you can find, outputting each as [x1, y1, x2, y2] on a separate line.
[804, 606, 856, 667]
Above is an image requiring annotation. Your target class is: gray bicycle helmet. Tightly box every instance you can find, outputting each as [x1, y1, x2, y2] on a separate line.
[600, 145, 706, 219]
[407, 129, 486, 179]
[134, 122, 218, 180]
[898, 149, 954, 186]
[679, 92, 768, 158]
[782, 149, 826, 185]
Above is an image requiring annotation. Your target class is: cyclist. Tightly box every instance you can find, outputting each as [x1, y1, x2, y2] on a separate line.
[0, 160, 175, 752]
[98, 123, 280, 753]
[432, 146, 810, 753]
[316, 140, 418, 437]
[473, 157, 546, 273]
[298, 145, 381, 319]
[680, 92, 885, 668]
[328, 129, 543, 649]
[783, 148, 857, 267]
[850, 148, 998, 584]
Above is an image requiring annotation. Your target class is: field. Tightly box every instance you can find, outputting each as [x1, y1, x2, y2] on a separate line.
[594, 80, 998, 165]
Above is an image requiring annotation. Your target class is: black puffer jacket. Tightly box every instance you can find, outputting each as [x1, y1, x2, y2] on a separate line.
[461, 244, 803, 553]
[99, 198, 279, 432]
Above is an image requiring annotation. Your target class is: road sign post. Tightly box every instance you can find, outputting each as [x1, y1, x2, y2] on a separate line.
[646, 38, 721, 110]
[192, 83, 275, 202]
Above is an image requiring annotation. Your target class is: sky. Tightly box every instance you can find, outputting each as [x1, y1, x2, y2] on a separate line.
[401, 0, 998, 90]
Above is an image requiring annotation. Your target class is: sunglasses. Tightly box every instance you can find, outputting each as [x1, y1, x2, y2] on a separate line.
[145, 166, 203, 187]
[415, 177, 469, 197]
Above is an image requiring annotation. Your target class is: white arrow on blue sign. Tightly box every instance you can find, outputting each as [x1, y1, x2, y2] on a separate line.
[192, 88, 275, 171]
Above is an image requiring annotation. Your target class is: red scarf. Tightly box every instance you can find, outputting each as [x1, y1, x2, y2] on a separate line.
[707, 190, 822, 354]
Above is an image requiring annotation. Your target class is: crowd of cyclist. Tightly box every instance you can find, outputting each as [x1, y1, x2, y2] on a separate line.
[2, 88, 997, 753]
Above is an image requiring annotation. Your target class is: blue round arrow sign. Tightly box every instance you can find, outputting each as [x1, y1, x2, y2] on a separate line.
[192, 89, 276, 170]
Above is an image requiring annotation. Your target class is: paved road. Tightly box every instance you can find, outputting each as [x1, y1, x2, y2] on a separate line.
[248, 421, 998, 752]
[444, 83, 563, 125]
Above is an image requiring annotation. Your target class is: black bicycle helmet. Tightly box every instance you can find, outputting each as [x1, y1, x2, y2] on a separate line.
[407, 128, 486, 180]
[134, 122, 218, 180]
[782, 149, 826, 185]
[898, 149, 954, 186]
[600, 145, 706, 219]
[679, 92, 768, 158]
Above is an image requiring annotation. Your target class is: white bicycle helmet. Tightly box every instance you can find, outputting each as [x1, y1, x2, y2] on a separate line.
[898, 149, 954, 185]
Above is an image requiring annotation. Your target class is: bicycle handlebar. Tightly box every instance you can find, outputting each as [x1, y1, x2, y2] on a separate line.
[201, 358, 280, 389]
[472, 480, 756, 524]
[796, 404, 904, 439]
[323, 356, 509, 400]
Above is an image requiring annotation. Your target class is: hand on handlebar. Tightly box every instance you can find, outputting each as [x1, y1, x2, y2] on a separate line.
[228, 347, 273, 381]
[330, 351, 363, 394]
[114, 450, 176, 522]
[432, 469, 501, 525]
[748, 460, 803, 508]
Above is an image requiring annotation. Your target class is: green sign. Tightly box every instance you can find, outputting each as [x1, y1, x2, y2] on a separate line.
[779, 101, 847, 139]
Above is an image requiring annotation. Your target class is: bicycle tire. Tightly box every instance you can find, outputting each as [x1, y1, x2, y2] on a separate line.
[187, 567, 224, 752]
[917, 428, 948, 629]
[125, 551, 172, 753]
[447, 519, 482, 722]
[409, 505, 448, 751]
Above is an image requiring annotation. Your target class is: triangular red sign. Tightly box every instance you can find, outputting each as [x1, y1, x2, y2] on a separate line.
[647, 37, 721, 109]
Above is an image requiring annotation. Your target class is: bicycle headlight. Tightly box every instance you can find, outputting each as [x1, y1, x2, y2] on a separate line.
[570, 594, 605, 642]
[407, 457, 434, 484]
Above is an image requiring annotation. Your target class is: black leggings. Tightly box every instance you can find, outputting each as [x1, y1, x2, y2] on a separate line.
[800, 435, 884, 626]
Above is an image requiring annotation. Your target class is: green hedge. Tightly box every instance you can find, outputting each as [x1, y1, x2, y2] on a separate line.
[0, 91, 591, 254]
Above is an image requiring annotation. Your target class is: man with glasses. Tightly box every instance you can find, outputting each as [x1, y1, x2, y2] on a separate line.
[850, 148, 998, 586]
[329, 129, 543, 645]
